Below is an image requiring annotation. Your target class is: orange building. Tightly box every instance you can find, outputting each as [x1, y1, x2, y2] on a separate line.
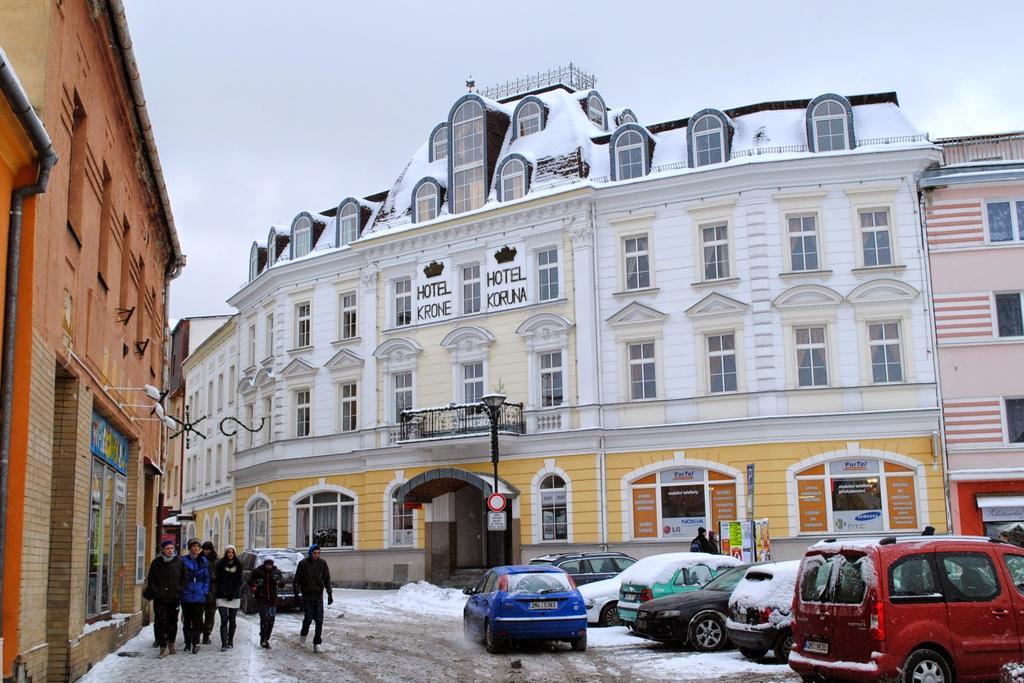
[0, 1, 185, 680]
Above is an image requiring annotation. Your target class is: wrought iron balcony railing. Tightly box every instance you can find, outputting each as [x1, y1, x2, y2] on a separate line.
[398, 402, 525, 441]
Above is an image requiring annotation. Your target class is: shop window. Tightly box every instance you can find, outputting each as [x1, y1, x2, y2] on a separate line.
[629, 467, 737, 541]
[87, 412, 129, 617]
[294, 490, 355, 549]
[795, 458, 918, 534]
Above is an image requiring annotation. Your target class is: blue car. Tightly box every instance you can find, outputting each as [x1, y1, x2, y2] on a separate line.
[463, 565, 588, 653]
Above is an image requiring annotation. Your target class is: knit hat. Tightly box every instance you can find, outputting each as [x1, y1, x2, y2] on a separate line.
[202, 540, 215, 552]
[160, 539, 175, 549]
[224, 544, 236, 554]
[187, 538, 201, 549]
[309, 543, 320, 556]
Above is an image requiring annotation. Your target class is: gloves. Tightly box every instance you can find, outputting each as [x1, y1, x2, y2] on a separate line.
[327, 593, 334, 606]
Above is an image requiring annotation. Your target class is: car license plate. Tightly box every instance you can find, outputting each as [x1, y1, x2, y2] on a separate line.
[530, 601, 558, 610]
[805, 639, 829, 655]
[623, 593, 637, 601]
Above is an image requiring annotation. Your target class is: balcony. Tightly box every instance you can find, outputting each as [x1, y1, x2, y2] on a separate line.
[398, 402, 525, 442]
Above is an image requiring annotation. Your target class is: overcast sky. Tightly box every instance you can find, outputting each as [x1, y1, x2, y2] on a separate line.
[121, 0, 1024, 320]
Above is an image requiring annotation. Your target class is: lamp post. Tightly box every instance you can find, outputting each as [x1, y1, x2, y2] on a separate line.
[481, 392, 508, 564]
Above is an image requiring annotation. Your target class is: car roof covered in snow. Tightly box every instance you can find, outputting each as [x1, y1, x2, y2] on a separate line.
[618, 552, 743, 587]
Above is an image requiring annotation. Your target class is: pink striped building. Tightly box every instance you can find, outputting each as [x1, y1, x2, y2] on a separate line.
[922, 132, 1024, 536]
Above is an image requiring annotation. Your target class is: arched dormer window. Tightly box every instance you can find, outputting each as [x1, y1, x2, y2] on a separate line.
[339, 203, 359, 246]
[512, 97, 545, 139]
[610, 125, 653, 181]
[584, 91, 607, 130]
[429, 123, 448, 162]
[687, 109, 733, 168]
[412, 178, 442, 223]
[249, 242, 261, 281]
[267, 227, 278, 267]
[497, 155, 531, 201]
[451, 99, 485, 214]
[291, 215, 312, 259]
[807, 94, 855, 153]
[617, 109, 638, 126]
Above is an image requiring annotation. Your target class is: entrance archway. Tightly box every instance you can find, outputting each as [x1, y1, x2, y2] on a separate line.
[396, 468, 519, 584]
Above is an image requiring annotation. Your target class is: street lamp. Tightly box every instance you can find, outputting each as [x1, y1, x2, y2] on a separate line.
[481, 393, 508, 565]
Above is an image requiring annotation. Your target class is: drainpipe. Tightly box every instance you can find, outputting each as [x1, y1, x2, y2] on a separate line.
[0, 47, 57, 652]
[587, 200, 610, 550]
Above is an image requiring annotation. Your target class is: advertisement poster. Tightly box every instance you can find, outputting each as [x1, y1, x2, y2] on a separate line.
[831, 477, 884, 532]
[797, 479, 828, 532]
[886, 477, 918, 529]
[709, 484, 737, 529]
[632, 488, 658, 539]
[718, 519, 770, 562]
[661, 485, 706, 539]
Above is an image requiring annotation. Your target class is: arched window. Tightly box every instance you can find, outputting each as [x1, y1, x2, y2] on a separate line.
[294, 490, 355, 549]
[587, 95, 605, 128]
[267, 228, 277, 268]
[812, 100, 848, 152]
[619, 110, 637, 125]
[414, 181, 438, 222]
[292, 216, 312, 259]
[249, 243, 260, 281]
[615, 130, 646, 180]
[794, 458, 919, 533]
[246, 497, 270, 549]
[431, 125, 448, 161]
[452, 100, 485, 214]
[500, 158, 526, 201]
[203, 517, 211, 542]
[184, 522, 196, 547]
[540, 474, 568, 541]
[693, 115, 724, 166]
[339, 203, 359, 245]
[212, 514, 221, 550]
[518, 101, 542, 137]
[391, 490, 414, 547]
[224, 512, 232, 547]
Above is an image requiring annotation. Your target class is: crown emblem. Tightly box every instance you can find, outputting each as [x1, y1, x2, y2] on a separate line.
[494, 246, 517, 264]
[423, 261, 445, 278]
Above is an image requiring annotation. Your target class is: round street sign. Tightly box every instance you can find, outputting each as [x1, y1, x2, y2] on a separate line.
[486, 492, 507, 513]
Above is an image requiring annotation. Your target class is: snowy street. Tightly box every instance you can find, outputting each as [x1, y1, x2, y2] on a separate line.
[81, 584, 798, 682]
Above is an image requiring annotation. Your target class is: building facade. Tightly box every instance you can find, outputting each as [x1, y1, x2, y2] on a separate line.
[214, 71, 946, 587]
[922, 132, 1024, 537]
[0, 1, 184, 680]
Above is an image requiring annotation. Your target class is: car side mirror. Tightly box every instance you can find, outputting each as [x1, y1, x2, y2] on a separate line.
[463, 587, 474, 595]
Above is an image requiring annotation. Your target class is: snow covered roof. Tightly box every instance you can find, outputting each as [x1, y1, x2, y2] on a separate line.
[618, 552, 743, 587]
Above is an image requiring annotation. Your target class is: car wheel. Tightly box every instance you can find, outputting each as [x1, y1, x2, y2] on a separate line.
[570, 630, 587, 652]
[484, 621, 504, 654]
[689, 613, 726, 652]
[599, 603, 621, 627]
[773, 629, 793, 662]
[738, 646, 768, 659]
[903, 648, 952, 683]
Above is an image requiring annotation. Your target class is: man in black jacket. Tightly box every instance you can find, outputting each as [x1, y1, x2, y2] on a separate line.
[249, 557, 285, 649]
[145, 539, 186, 658]
[294, 544, 333, 652]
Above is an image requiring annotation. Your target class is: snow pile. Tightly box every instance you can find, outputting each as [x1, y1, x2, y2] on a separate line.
[354, 581, 468, 618]
[727, 561, 800, 631]
[81, 612, 133, 636]
[619, 552, 742, 587]
[578, 576, 621, 602]
[1003, 662, 1024, 683]
[646, 650, 793, 679]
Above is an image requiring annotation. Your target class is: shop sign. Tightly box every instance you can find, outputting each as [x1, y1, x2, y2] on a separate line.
[90, 411, 128, 475]
[631, 488, 658, 539]
[982, 505, 1024, 522]
[886, 477, 918, 529]
[709, 484, 736, 528]
[659, 468, 705, 483]
[829, 459, 880, 475]
[797, 479, 828, 532]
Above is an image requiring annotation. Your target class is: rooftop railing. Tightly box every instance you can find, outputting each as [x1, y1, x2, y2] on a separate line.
[937, 132, 1024, 165]
[480, 64, 596, 101]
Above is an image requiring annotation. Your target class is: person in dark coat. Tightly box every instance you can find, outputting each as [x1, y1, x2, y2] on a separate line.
[249, 556, 285, 649]
[145, 539, 186, 658]
[214, 545, 244, 650]
[181, 538, 211, 653]
[200, 540, 219, 644]
[294, 544, 333, 652]
[689, 527, 716, 554]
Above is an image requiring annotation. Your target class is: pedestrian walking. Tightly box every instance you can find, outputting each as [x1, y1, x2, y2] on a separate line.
[706, 530, 721, 555]
[200, 541, 219, 644]
[249, 557, 285, 649]
[689, 527, 716, 554]
[214, 545, 244, 650]
[295, 544, 333, 653]
[145, 539, 186, 658]
[181, 538, 211, 653]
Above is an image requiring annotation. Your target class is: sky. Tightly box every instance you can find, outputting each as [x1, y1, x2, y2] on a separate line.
[120, 0, 1024, 319]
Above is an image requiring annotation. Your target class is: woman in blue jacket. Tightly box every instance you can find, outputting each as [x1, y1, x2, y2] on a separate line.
[181, 538, 211, 653]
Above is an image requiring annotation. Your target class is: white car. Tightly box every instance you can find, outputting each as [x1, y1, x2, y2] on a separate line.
[578, 576, 623, 627]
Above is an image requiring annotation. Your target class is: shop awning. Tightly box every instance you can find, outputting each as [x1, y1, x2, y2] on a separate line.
[977, 495, 1024, 508]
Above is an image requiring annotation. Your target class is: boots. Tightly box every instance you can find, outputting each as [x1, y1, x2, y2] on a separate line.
[168, 643, 177, 655]
[157, 647, 168, 659]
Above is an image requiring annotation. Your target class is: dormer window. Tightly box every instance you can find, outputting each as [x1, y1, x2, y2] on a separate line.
[614, 130, 645, 180]
[617, 109, 638, 126]
[518, 101, 542, 137]
[249, 242, 260, 281]
[587, 95, 605, 128]
[267, 228, 277, 267]
[413, 179, 440, 222]
[693, 115, 724, 166]
[452, 100, 485, 214]
[499, 158, 526, 201]
[292, 216, 312, 258]
[431, 124, 448, 162]
[339, 203, 358, 245]
[812, 100, 848, 152]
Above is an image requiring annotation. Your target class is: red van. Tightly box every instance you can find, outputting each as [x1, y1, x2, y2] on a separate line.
[789, 536, 1024, 682]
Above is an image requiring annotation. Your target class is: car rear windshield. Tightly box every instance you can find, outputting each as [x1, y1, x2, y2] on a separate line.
[507, 572, 574, 594]
[799, 553, 872, 604]
[528, 559, 554, 565]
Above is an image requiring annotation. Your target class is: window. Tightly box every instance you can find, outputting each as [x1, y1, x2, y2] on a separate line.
[205, 448, 212, 485]
[628, 341, 656, 400]
[339, 291, 357, 340]
[624, 235, 650, 290]
[393, 371, 413, 419]
[265, 312, 274, 357]
[518, 101, 542, 137]
[262, 397, 272, 444]
[339, 382, 357, 432]
[462, 264, 481, 314]
[207, 381, 214, 415]
[294, 491, 354, 548]
[266, 229, 277, 268]
[834, 556, 868, 604]
[890, 555, 941, 599]
[500, 158, 526, 201]
[539, 351, 563, 407]
[795, 326, 828, 387]
[996, 293, 1023, 337]
[217, 374, 224, 410]
[939, 553, 1000, 602]
[795, 458, 919, 533]
[86, 437, 128, 617]
[587, 95, 604, 128]
[788, 215, 819, 271]
[537, 249, 559, 301]
[693, 115, 724, 166]
[294, 389, 311, 437]
[1007, 399, 1024, 443]
[615, 130, 645, 180]
[248, 324, 256, 366]
[391, 491, 414, 547]
[1003, 555, 1024, 595]
[462, 362, 484, 403]
[540, 474, 568, 541]
[812, 100, 848, 152]
[245, 403, 254, 448]
[702, 223, 730, 280]
[629, 467, 738, 540]
[985, 201, 1024, 243]
[619, 110, 637, 125]
[415, 182, 437, 222]
[431, 125, 447, 161]
[294, 301, 311, 348]
[339, 203, 359, 246]
[707, 333, 737, 393]
[452, 100, 485, 214]
[859, 209, 893, 267]
[292, 216, 312, 258]
[868, 321, 903, 383]
[249, 244, 260, 281]
[394, 278, 412, 327]
[215, 444, 222, 483]
[228, 366, 235, 404]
